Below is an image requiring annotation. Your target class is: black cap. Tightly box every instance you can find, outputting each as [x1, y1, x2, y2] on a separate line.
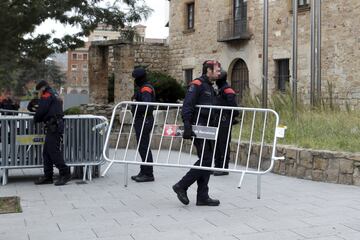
[132, 68, 146, 79]
[35, 80, 49, 90]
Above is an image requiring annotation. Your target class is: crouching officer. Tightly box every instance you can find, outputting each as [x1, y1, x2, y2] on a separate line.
[33, 81, 71, 186]
[130, 67, 156, 182]
[214, 70, 239, 176]
[172, 60, 221, 206]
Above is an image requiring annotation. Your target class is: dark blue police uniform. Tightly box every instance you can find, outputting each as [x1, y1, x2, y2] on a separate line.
[34, 86, 70, 185]
[175, 75, 217, 202]
[214, 82, 239, 172]
[133, 83, 156, 178]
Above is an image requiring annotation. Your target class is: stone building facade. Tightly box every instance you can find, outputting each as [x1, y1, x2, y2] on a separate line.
[167, 0, 360, 108]
[88, 40, 169, 104]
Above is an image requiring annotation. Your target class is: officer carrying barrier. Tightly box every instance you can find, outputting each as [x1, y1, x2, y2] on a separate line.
[102, 101, 286, 199]
[0, 112, 108, 185]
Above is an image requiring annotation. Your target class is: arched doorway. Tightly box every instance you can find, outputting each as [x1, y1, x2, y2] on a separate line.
[231, 58, 249, 105]
[80, 89, 88, 95]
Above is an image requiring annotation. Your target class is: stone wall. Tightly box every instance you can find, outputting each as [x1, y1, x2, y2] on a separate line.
[89, 41, 169, 104]
[168, 0, 360, 109]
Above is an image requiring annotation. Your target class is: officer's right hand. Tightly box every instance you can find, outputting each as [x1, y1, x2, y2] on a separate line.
[183, 125, 196, 139]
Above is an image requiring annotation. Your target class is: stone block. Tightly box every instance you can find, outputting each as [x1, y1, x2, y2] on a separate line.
[304, 169, 313, 180]
[299, 150, 313, 167]
[353, 168, 360, 186]
[296, 166, 306, 178]
[339, 159, 354, 174]
[325, 170, 339, 183]
[285, 148, 298, 160]
[339, 174, 353, 185]
[313, 157, 328, 170]
[312, 170, 325, 182]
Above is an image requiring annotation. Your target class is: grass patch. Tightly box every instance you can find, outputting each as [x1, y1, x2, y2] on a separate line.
[232, 89, 360, 153]
[0, 196, 22, 214]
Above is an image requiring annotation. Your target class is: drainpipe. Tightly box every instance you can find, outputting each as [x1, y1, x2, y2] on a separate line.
[262, 0, 269, 108]
[292, 0, 298, 114]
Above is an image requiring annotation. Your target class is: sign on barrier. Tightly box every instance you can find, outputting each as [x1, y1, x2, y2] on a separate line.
[163, 124, 218, 140]
[16, 135, 45, 145]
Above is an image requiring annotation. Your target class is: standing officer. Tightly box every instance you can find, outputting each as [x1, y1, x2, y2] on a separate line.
[33, 80, 71, 186]
[172, 60, 221, 206]
[214, 70, 239, 176]
[130, 67, 156, 182]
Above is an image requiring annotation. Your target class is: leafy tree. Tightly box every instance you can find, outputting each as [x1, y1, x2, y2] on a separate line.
[147, 71, 186, 103]
[0, 0, 152, 90]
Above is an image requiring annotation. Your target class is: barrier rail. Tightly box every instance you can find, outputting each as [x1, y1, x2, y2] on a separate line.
[102, 101, 285, 198]
[0, 114, 108, 185]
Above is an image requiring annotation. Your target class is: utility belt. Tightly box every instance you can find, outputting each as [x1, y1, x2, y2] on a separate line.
[45, 116, 63, 134]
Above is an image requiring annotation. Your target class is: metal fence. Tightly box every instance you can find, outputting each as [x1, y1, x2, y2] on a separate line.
[0, 112, 108, 185]
[102, 101, 285, 199]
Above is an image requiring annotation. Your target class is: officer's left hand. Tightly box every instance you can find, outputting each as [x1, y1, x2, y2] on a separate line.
[183, 125, 196, 139]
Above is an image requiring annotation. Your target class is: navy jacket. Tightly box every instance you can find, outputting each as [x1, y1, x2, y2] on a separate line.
[182, 75, 216, 126]
[216, 82, 239, 123]
[132, 82, 156, 118]
[34, 87, 64, 124]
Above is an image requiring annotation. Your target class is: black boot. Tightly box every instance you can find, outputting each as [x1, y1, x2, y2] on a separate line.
[172, 184, 189, 205]
[196, 197, 220, 206]
[131, 172, 143, 181]
[54, 173, 72, 186]
[134, 174, 154, 182]
[34, 176, 53, 185]
[213, 171, 229, 176]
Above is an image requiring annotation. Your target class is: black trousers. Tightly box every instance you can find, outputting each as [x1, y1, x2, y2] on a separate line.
[177, 138, 214, 201]
[134, 117, 154, 176]
[43, 131, 69, 178]
[215, 122, 232, 169]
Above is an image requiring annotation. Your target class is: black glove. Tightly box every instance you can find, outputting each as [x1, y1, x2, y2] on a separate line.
[183, 122, 196, 139]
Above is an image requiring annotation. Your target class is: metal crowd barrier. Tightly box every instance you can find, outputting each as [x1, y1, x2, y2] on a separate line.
[0, 113, 108, 185]
[102, 101, 285, 199]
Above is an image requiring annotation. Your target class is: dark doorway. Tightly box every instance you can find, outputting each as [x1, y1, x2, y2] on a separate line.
[231, 59, 249, 105]
[275, 59, 290, 92]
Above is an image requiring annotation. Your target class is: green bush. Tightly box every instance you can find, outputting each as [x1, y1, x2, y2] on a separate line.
[147, 71, 185, 103]
[64, 106, 81, 115]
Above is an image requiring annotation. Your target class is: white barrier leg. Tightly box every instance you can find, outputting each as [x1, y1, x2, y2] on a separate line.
[124, 163, 128, 187]
[101, 161, 114, 177]
[2, 169, 8, 185]
[83, 166, 87, 181]
[257, 175, 261, 199]
[88, 166, 92, 181]
[238, 172, 246, 189]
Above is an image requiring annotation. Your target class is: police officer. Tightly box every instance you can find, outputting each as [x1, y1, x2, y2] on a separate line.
[33, 80, 71, 186]
[130, 67, 156, 182]
[214, 70, 239, 176]
[172, 60, 221, 206]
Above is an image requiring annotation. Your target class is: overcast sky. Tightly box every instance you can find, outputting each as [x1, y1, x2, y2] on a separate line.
[34, 0, 169, 40]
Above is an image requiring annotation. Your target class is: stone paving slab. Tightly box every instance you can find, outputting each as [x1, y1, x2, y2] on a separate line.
[1, 157, 360, 240]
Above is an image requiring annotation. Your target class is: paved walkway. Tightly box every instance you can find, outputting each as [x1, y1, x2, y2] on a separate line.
[1, 160, 360, 240]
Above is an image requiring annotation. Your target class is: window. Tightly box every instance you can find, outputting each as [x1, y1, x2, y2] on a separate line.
[298, 0, 309, 7]
[233, 0, 247, 35]
[71, 64, 78, 71]
[187, 3, 194, 29]
[184, 69, 193, 84]
[72, 53, 77, 60]
[77, 54, 83, 60]
[83, 76, 88, 83]
[83, 54, 88, 60]
[275, 59, 290, 92]
[83, 64, 88, 71]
